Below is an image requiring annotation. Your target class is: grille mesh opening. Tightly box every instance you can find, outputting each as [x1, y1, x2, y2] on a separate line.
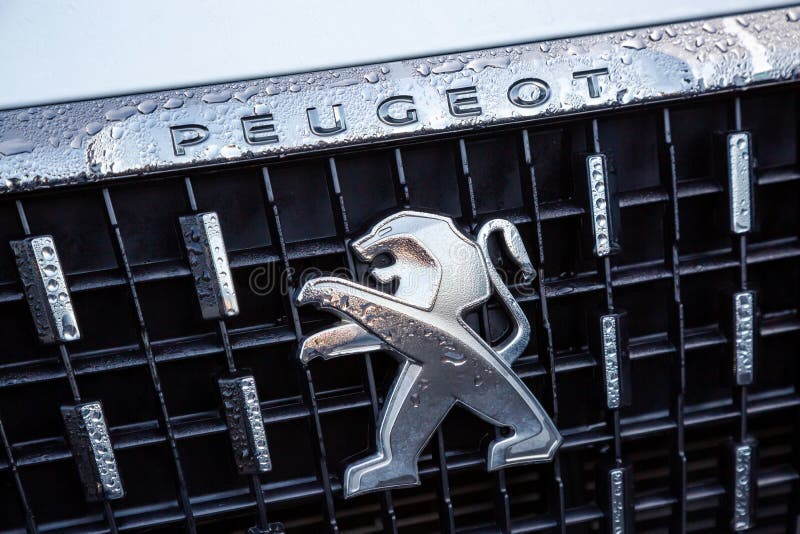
[0, 84, 797, 533]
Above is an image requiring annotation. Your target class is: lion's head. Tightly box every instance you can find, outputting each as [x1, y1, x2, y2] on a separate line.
[352, 211, 485, 311]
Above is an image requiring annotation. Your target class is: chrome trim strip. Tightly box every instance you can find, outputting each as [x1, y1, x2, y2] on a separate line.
[601, 315, 621, 409]
[11, 235, 80, 343]
[0, 7, 799, 194]
[733, 291, 755, 386]
[732, 443, 754, 531]
[587, 154, 613, 257]
[180, 212, 239, 320]
[609, 467, 626, 533]
[218, 375, 272, 474]
[61, 401, 124, 501]
[726, 131, 754, 234]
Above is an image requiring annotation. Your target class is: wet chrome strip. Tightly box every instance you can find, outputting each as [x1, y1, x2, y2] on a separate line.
[0, 7, 799, 194]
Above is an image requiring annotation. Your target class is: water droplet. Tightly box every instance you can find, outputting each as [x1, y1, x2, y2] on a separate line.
[621, 38, 646, 50]
[432, 60, 463, 74]
[43, 264, 57, 276]
[233, 85, 260, 102]
[0, 138, 34, 156]
[46, 279, 59, 291]
[163, 97, 184, 109]
[41, 246, 55, 260]
[202, 90, 232, 104]
[364, 71, 379, 83]
[85, 121, 104, 136]
[137, 99, 157, 114]
[62, 322, 78, 341]
[441, 351, 466, 366]
[105, 106, 137, 121]
[648, 30, 663, 42]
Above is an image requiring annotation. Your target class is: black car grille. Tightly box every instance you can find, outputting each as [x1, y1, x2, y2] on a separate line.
[0, 83, 799, 533]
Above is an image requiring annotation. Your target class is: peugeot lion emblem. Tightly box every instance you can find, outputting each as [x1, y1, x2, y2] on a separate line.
[295, 210, 562, 498]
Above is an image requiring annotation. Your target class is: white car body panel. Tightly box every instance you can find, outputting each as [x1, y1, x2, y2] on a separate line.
[0, 0, 791, 109]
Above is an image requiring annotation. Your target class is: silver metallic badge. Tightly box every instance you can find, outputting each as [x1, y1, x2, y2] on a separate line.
[295, 210, 561, 498]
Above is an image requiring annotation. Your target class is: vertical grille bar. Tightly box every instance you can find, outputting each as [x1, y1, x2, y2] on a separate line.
[388, 147, 456, 532]
[182, 178, 274, 533]
[456, 139, 478, 223]
[325, 156, 398, 533]
[590, 118, 630, 530]
[521, 129, 567, 533]
[0, 414, 37, 533]
[14, 199, 120, 534]
[660, 108, 689, 532]
[731, 97, 752, 445]
[433, 428, 456, 533]
[393, 149, 411, 208]
[101, 188, 196, 533]
[259, 167, 339, 533]
[389, 147, 458, 531]
[454, 139, 512, 533]
[14, 202, 81, 402]
[727, 97, 758, 532]
[789, 88, 800, 534]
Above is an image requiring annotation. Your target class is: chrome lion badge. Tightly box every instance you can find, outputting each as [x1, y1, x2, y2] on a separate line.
[295, 210, 562, 498]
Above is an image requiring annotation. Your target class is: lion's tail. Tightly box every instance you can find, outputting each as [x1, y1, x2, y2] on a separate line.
[476, 219, 536, 365]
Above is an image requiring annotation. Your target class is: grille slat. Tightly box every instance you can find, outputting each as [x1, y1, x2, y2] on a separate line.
[180, 177, 274, 531]
[12, 199, 122, 533]
[661, 104, 690, 531]
[260, 166, 340, 532]
[521, 128, 568, 532]
[0, 415, 37, 533]
[99, 189, 197, 532]
[326, 156, 399, 533]
[454, 137, 517, 532]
